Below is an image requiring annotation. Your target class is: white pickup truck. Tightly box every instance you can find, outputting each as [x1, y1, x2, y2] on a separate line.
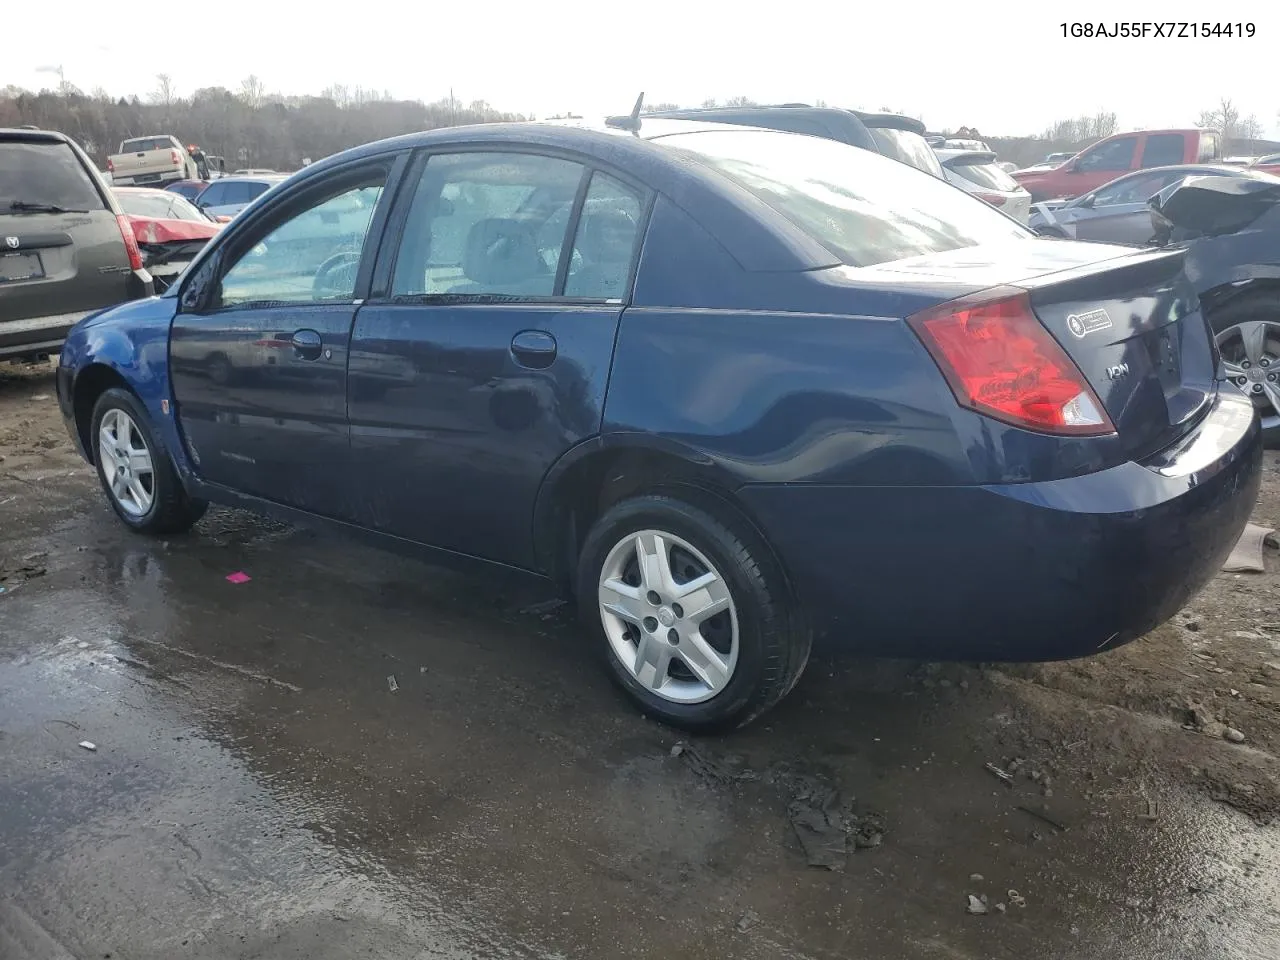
[107, 135, 198, 186]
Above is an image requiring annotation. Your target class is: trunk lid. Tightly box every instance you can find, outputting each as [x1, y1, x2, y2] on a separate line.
[1021, 245, 1215, 458]
[848, 239, 1216, 457]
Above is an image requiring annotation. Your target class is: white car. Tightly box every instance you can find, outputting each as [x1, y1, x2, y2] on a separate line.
[936, 149, 1032, 223]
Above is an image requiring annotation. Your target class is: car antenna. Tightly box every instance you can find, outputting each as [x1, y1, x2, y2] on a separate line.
[605, 92, 645, 134]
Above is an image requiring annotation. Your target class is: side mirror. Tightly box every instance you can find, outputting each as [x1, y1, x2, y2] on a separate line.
[1077, 193, 1096, 208]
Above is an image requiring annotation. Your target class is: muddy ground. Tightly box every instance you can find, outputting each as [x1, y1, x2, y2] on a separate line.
[2, 359, 1278, 960]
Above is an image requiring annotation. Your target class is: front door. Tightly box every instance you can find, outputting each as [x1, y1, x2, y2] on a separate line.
[348, 151, 648, 568]
[171, 159, 399, 518]
[1074, 170, 1184, 244]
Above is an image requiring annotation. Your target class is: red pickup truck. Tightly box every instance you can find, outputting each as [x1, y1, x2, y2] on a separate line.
[1014, 129, 1221, 201]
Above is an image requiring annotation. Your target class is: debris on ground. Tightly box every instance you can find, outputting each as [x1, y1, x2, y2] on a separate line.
[1223, 523, 1275, 573]
[78, 741, 96, 751]
[671, 741, 757, 785]
[1225, 727, 1246, 744]
[519, 598, 567, 618]
[781, 773, 884, 870]
[995, 902, 1007, 913]
[387, 675, 399, 693]
[0, 556, 48, 591]
[984, 761, 1014, 786]
[734, 909, 759, 933]
[969, 873, 984, 881]
[966, 894, 988, 915]
[1016, 804, 1069, 832]
[224, 571, 251, 584]
[1008, 890, 1027, 909]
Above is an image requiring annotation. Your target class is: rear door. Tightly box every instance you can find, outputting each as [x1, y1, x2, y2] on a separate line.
[170, 156, 404, 518]
[347, 149, 648, 567]
[0, 134, 133, 352]
[1073, 170, 1186, 244]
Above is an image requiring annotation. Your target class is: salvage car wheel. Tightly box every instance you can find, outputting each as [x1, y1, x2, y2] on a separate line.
[91, 387, 208, 534]
[577, 493, 811, 731]
[1210, 294, 1280, 437]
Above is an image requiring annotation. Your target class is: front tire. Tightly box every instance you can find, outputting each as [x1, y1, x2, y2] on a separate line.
[577, 493, 810, 732]
[91, 387, 207, 535]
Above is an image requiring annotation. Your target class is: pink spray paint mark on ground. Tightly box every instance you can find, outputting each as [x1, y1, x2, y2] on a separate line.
[225, 571, 251, 584]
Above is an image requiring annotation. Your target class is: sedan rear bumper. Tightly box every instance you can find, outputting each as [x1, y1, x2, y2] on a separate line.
[739, 391, 1263, 661]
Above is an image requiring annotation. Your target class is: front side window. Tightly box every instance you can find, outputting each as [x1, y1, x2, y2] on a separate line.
[1093, 171, 1179, 206]
[1077, 137, 1137, 172]
[217, 170, 386, 307]
[659, 129, 1028, 267]
[197, 183, 225, 207]
[391, 152, 584, 297]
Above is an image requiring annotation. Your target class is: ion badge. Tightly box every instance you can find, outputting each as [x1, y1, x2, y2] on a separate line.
[1066, 308, 1112, 339]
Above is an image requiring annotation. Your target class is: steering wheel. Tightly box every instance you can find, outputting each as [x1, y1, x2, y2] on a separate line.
[312, 250, 362, 299]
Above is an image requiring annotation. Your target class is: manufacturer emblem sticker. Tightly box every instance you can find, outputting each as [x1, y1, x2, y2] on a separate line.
[4, 237, 18, 250]
[1066, 308, 1112, 339]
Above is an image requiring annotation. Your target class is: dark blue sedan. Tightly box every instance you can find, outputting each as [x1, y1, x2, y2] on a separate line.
[56, 119, 1263, 730]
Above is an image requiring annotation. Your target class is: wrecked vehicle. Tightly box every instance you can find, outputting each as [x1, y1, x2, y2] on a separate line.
[54, 120, 1263, 731]
[1150, 175, 1280, 433]
[112, 187, 222, 294]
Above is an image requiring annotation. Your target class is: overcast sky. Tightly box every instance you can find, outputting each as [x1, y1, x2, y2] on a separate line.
[7, 2, 1276, 138]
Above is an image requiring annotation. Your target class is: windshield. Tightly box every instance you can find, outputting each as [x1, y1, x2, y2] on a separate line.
[660, 129, 1029, 267]
[0, 140, 105, 210]
[948, 160, 1020, 191]
[868, 128, 945, 178]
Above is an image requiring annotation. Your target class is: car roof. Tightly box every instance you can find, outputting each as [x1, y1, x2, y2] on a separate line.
[849, 111, 927, 135]
[113, 186, 180, 197]
[0, 127, 76, 145]
[934, 149, 998, 164]
[209, 175, 288, 185]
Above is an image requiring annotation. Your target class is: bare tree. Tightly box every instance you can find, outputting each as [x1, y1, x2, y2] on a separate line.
[151, 73, 178, 108]
[700, 97, 718, 108]
[724, 95, 757, 107]
[239, 74, 265, 109]
[1196, 97, 1261, 152]
[642, 101, 681, 114]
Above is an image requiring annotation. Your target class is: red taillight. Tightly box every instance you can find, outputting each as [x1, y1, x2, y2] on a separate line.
[106, 157, 114, 173]
[975, 192, 1007, 206]
[170, 148, 181, 164]
[115, 214, 145, 272]
[908, 288, 1114, 436]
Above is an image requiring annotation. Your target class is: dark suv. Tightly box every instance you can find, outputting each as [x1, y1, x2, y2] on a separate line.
[644, 104, 944, 178]
[1, 128, 152, 362]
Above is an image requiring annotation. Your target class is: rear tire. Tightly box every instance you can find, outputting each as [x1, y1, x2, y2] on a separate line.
[1206, 292, 1280, 441]
[91, 387, 207, 535]
[576, 492, 810, 732]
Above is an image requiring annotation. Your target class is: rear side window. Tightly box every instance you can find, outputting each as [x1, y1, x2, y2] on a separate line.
[0, 140, 105, 210]
[948, 160, 1019, 191]
[1197, 134, 1219, 162]
[391, 152, 585, 297]
[868, 128, 945, 178]
[663, 129, 1028, 267]
[245, 182, 272, 202]
[564, 172, 644, 299]
[1141, 134, 1184, 168]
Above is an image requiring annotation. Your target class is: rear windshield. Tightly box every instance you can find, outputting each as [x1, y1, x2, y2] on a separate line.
[122, 137, 173, 153]
[115, 190, 207, 222]
[660, 129, 1029, 267]
[868, 128, 945, 178]
[948, 160, 1020, 191]
[0, 140, 106, 211]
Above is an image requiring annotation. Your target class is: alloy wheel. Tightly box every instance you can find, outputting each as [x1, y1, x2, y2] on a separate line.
[98, 408, 155, 517]
[597, 529, 739, 704]
[1217, 320, 1280, 429]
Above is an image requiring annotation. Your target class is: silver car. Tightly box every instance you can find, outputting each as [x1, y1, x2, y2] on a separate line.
[935, 149, 1032, 223]
[194, 175, 287, 220]
[1028, 164, 1280, 244]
